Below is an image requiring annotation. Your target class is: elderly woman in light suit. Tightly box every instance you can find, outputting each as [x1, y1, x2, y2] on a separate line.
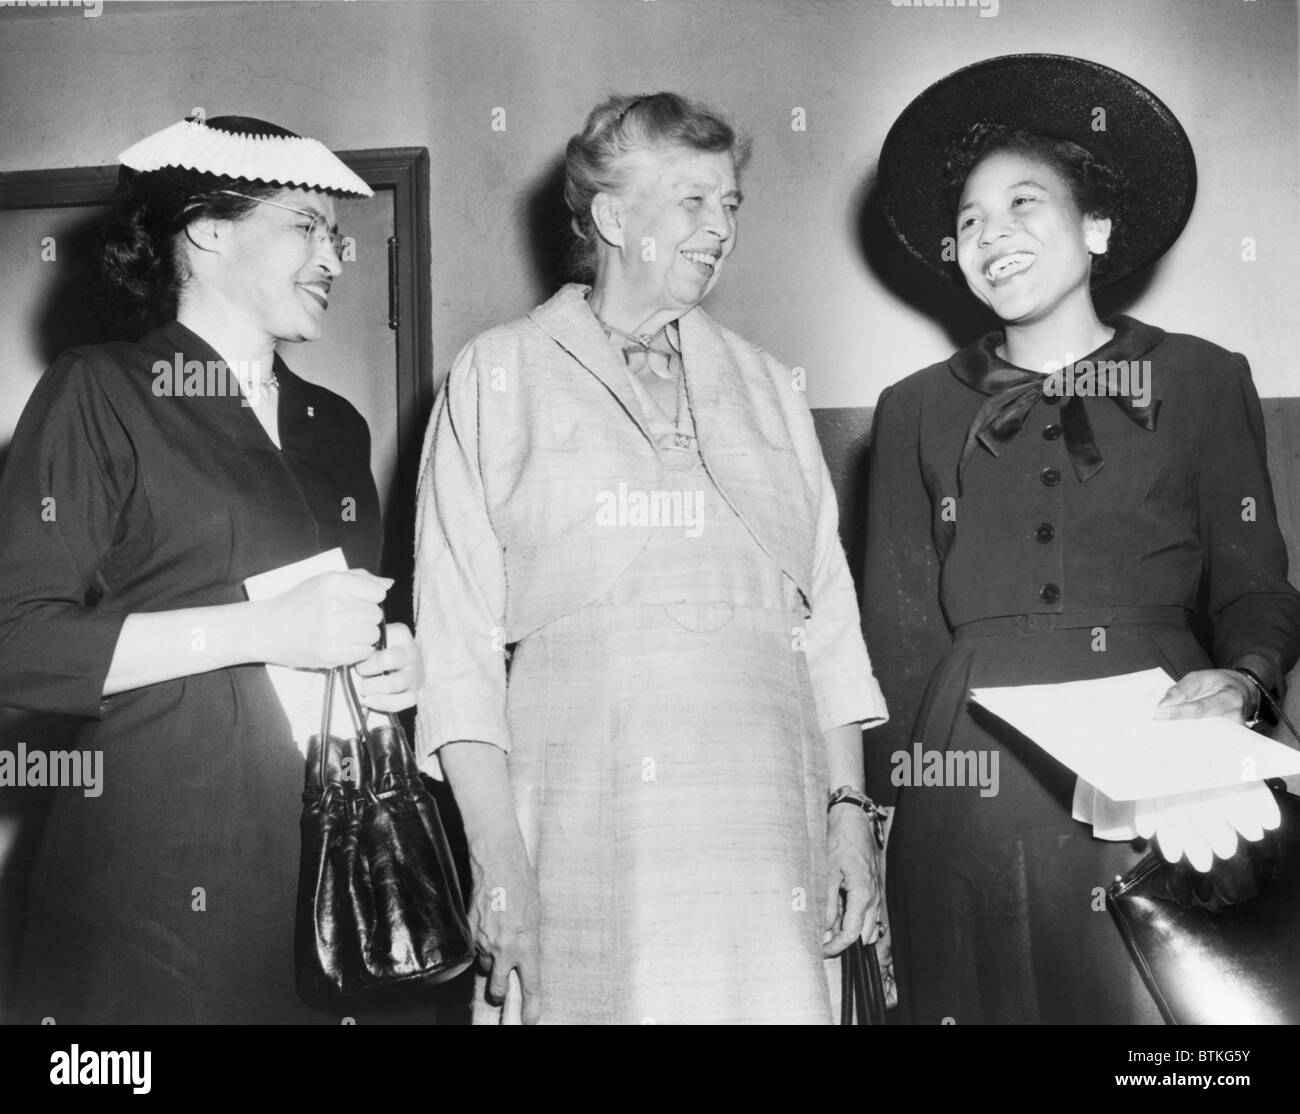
[415, 93, 887, 1024]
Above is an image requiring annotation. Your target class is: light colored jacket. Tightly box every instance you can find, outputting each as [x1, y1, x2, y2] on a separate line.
[414, 283, 887, 770]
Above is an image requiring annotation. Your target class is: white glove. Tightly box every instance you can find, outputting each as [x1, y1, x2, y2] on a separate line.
[1134, 782, 1282, 872]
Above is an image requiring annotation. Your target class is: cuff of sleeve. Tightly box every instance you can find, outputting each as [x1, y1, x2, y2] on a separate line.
[1227, 652, 1285, 698]
[813, 676, 890, 736]
[417, 750, 446, 781]
[88, 610, 130, 718]
[414, 691, 511, 777]
[0, 607, 129, 719]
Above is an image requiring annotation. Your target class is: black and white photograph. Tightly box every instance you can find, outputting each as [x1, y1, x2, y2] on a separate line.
[0, 0, 1297, 1082]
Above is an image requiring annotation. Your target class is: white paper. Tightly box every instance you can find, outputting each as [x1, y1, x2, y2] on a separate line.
[970, 668, 1300, 802]
[244, 548, 361, 753]
[244, 548, 348, 602]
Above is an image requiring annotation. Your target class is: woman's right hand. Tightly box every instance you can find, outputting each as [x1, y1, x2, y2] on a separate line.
[257, 570, 392, 669]
[467, 833, 542, 1024]
[823, 804, 884, 957]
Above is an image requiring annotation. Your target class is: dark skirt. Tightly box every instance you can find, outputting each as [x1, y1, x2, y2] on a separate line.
[887, 615, 1205, 1025]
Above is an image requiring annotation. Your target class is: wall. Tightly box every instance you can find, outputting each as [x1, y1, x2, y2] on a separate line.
[1, 0, 1296, 413]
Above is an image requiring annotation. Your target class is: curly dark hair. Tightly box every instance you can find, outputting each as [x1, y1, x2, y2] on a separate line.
[100, 167, 283, 338]
[562, 91, 751, 282]
[942, 121, 1129, 280]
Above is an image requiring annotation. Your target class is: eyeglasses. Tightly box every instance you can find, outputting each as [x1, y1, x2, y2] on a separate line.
[217, 190, 346, 256]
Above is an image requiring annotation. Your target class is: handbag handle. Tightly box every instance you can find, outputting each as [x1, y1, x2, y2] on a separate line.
[313, 619, 407, 794]
[840, 938, 887, 1025]
[315, 665, 375, 795]
[315, 666, 336, 792]
[349, 623, 404, 736]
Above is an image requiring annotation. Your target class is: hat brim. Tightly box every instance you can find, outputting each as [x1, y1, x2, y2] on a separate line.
[877, 54, 1196, 290]
[118, 119, 374, 199]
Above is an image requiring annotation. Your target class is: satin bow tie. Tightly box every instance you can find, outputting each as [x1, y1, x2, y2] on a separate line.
[954, 362, 1160, 491]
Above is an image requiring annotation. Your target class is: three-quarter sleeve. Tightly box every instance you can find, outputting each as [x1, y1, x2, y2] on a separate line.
[412, 342, 511, 776]
[0, 354, 134, 717]
[1197, 354, 1300, 694]
[803, 443, 888, 735]
[860, 386, 952, 803]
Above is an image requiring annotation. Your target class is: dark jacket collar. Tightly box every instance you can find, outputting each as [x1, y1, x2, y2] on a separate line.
[948, 314, 1166, 393]
[946, 315, 1166, 489]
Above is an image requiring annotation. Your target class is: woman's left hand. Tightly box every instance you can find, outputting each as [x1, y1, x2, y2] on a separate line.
[1153, 668, 1255, 725]
[1149, 668, 1277, 871]
[823, 805, 885, 958]
[354, 622, 424, 712]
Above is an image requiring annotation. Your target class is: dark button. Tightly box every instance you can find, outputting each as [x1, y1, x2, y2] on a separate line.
[1042, 423, 1062, 440]
[1041, 393, 1062, 406]
[1035, 523, 1055, 544]
[1040, 583, 1061, 605]
[1040, 467, 1061, 486]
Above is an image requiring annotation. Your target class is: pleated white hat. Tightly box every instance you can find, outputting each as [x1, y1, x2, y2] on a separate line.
[118, 114, 374, 198]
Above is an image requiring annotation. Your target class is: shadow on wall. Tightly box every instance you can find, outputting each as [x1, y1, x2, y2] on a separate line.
[522, 154, 576, 304]
[0, 207, 119, 475]
[854, 165, 995, 355]
[29, 208, 120, 362]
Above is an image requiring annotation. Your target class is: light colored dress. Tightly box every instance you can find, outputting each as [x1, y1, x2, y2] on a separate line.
[414, 284, 888, 1024]
[486, 327, 828, 1023]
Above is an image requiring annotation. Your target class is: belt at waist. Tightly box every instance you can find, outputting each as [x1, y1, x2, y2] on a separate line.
[537, 601, 802, 638]
[953, 605, 1191, 640]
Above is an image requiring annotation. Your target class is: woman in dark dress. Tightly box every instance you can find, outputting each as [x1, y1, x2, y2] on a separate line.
[864, 55, 1300, 1024]
[0, 115, 422, 1023]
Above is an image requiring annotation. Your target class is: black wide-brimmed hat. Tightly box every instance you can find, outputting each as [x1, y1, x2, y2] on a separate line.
[877, 54, 1196, 289]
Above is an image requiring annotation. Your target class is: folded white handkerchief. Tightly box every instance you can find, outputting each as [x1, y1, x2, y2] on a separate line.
[1072, 777, 1143, 840]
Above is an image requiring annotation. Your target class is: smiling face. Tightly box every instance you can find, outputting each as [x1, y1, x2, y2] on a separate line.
[595, 145, 741, 319]
[212, 187, 343, 344]
[955, 149, 1109, 327]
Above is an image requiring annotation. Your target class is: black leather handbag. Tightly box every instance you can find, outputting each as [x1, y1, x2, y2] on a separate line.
[1108, 778, 1300, 1024]
[296, 665, 475, 1009]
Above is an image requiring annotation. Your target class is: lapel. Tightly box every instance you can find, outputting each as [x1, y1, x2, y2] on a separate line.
[152, 320, 279, 452]
[528, 286, 814, 597]
[680, 304, 815, 598]
[528, 284, 656, 448]
[137, 321, 323, 560]
[527, 284, 754, 458]
[148, 320, 319, 513]
[675, 303, 727, 453]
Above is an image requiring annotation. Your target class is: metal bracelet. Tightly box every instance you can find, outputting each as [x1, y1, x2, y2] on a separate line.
[1231, 666, 1268, 728]
[827, 785, 888, 849]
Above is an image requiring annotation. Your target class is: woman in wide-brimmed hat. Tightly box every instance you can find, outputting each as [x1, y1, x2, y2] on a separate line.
[0, 114, 424, 1022]
[864, 55, 1300, 1024]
